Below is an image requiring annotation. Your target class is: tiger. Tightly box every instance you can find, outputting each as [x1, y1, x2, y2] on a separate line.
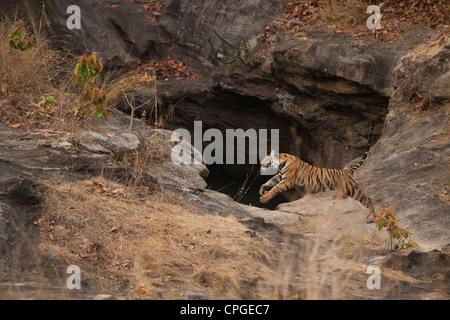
[259, 128, 376, 223]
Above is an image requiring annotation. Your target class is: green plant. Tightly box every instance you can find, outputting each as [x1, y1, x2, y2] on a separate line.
[26, 94, 56, 118]
[72, 52, 107, 118]
[8, 20, 34, 51]
[37, 94, 56, 107]
[375, 207, 418, 250]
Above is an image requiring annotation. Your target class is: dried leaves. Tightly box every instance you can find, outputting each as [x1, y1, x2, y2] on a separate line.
[0, 97, 51, 129]
[142, 0, 166, 23]
[264, 0, 449, 42]
[93, 180, 125, 197]
[107, 0, 166, 23]
[131, 57, 196, 83]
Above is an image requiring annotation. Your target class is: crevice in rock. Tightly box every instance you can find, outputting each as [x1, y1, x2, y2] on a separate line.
[110, 19, 139, 58]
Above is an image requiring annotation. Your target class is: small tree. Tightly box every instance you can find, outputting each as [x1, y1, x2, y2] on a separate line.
[72, 52, 107, 118]
[376, 207, 418, 250]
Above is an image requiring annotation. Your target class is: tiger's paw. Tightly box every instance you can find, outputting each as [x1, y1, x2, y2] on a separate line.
[260, 192, 272, 204]
[333, 191, 347, 200]
[366, 214, 376, 224]
[259, 185, 269, 196]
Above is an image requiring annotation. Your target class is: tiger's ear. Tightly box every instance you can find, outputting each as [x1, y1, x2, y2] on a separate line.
[270, 150, 280, 166]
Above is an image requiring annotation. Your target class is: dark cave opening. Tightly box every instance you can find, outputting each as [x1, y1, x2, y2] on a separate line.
[164, 88, 306, 209]
[205, 163, 288, 210]
[161, 87, 387, 210]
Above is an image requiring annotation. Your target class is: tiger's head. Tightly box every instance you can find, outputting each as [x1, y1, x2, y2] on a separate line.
[260, 150, 280, 175]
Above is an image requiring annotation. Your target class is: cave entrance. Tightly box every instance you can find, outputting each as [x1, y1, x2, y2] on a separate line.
[164, 89, 312, 209]
[163, 87, 386, 210]
[205, 163, 285, 210]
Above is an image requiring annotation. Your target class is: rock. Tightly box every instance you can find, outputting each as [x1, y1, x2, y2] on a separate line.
[134, 124, 210, 188]
[274, 191, 390, 245]
[272, 35, 396, 97]
[5, 0, 292, 70]
[77, 128, 141, 155]
[393, 34, 450, 97]
[154, 161, 208, 190]
[0, 126, 64, 275]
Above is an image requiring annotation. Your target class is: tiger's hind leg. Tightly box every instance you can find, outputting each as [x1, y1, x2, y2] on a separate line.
[352, 188, 376, 223]
[333, 191, 348, 200]
[364, 198, 376, 224]
[338, 173, 376, 223]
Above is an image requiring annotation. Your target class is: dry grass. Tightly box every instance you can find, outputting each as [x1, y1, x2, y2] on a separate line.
[102, 70, 143, 105]
[37, 178, 279, 299]
[0, 19, 71, 98]
[0, 180, 395, 300]
[0, 18, 81, 132]
[104, 71, 174, 129]
[320, 0, 369, 30]
[0, 18, 167, 133]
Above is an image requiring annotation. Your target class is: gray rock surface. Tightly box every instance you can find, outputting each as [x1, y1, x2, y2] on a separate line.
[77, 129, 141, 155]
[358, 35, 450, 251]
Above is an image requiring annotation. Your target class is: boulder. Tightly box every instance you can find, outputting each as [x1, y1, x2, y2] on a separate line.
[77, 129, 140, 155]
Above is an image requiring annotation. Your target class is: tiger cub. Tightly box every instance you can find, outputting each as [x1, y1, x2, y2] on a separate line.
[259, 134, 376, 223]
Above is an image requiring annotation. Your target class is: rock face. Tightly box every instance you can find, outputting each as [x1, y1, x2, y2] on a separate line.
[6, 0, 385, 169]
[7, 0, 289, 70]
[162, 24, 449, 253]
[3, 0, 390, 167]
[358, 35, 450, 251]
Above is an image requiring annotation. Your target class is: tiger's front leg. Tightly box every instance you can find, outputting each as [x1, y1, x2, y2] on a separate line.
[260, 180, 294, 203]
[259, 174, 282, 196]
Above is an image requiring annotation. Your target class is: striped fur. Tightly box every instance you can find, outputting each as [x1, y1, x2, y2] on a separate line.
[347, 122, 374, 174]
[259, 126, 376, 223]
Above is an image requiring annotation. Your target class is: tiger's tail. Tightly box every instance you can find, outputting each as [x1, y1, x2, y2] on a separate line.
[347, 122, 374, 174]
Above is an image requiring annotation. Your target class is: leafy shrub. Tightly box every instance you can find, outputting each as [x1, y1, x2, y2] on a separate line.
[376, 207, 418, 250]
[0, 19, 67, 98]
[37, 94, 57, 108]
[72, 53, 107, 118]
